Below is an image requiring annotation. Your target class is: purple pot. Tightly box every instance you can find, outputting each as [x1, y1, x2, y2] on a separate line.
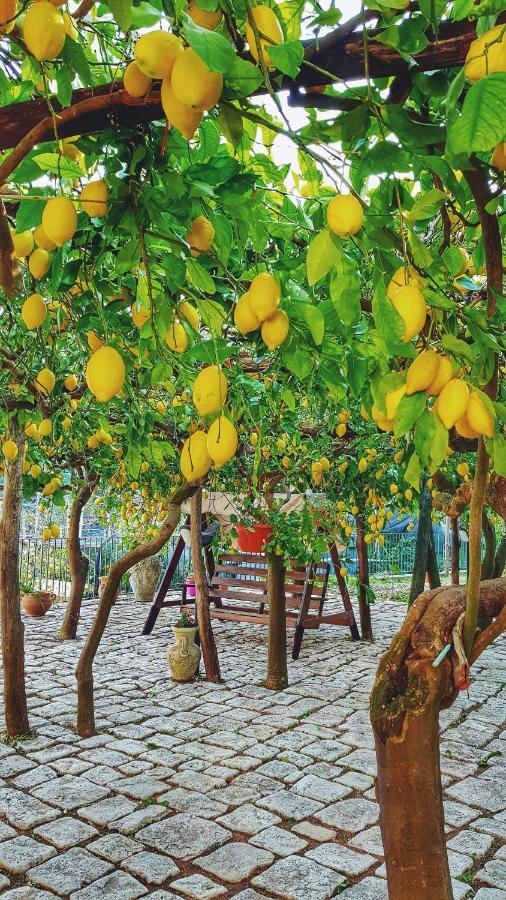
[184, 578, 196, 599]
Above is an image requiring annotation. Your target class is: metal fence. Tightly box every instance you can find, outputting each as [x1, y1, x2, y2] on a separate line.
[19, 530, 467, 601]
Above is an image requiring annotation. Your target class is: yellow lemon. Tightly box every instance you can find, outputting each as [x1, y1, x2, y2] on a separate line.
[161, 78, 203, 140]
[464, 24, 506, 82]
[261, 309, 289, 350]
[437, 378, 469, 429]
[390, 284, 427, 342]
[189, 0, 223, 29]
[0, 0, 16, 34]
[336, 422, 346, 437]
[33, 224, 56, 251]
[171, 47, 223, 111]
[405, 348, 439, 395]
[165, 321, 189, 353]
[12, 230, 34, 258]
[2, 439, 18, 460]
[50, 523, 60, 538]
[427, 354, 453, 396]
[185, 215, 214, 256]
[34, 367, 56, 396]
[248, 272, 281, 322]
[466, 391, 495, 438]
[123, 61, 152, 98]
[386, 265, 423, 300]
[62, 416, 72, 430]
[320, 456, 330, 472]
[371, 404, 393, 432]
[456, 462, 469, 477]
[193, 365, 228, 416]
[28, 249, 51, 280]
[177, 300, 200, 331]
[42, 527, 52, 541]
[87, 331, 103, 352]
[38, 418, 52, 437]
[455, 415, 479, 439]
[86, 347, 125, 402]
[455, 247, 470, 276]
[80, 180, 109, 218]
[64, 373, 77, 391]
[134, 30, 182, 79]
[25, 422, 39, 439]
[245, 4, 283, 69]
[131, 301, 150, 329]
[30, 463, 42, 477]
[22, 293, 46, 330]
[42, 197, 77, 247]
[206, 415, 238, 467]
[180, 430, 212, 482]
[326, 194, 364, 237]
[385, 384, 407, 420]
[491, 142, 506, 171]
[234, 293, 259, 335]
[23, 1, 65, 60]
[62, 10, 77, 40]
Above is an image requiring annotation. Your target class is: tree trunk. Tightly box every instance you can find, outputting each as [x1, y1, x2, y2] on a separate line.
[427, 530, 441, 590]
[60, 477, 97, 641]
[493, 536, 506, 578]
[356, 516, 373, 641]
[464, 439, 489, 655]
[409, 480, 432, 605]
[190, 489, 220, 683]
[450, 517, 460, 585]
[481, 509, 496, 581]
[0, 418, 29, 736]
[266, 552, 288, 690]
[76, 486, 194, 736]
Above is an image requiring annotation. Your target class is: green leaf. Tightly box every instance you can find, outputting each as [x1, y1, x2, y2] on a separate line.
[329, 254, 361, 327]
[408, 228, 433, 268]
[449, 73, 506, 155]
[218, 104, 243, 146]
[306, 228, 340, 286]
[281, 345, 312, 379]
[394, 391, 427, 437]
[223, 58, 263, 98]
[298, 304, 324, 345]
[61, 38, 93, 85]
[491, 433, 506, 476]
[404, 452, 422, 491]
[441, 333, 475, 363]
[409, 188, 447, 221]
[430, 416, 449, 468]
[183, 14, 235, 74]
[55, 67, 73, 108]
[372, 292, 416, 359]
[196, 298, 226, 335]
[281, 387, 296, 410]
[186, 258, 216, 294]
[106, 0, 132, 31]
[268, 40, 304, 78]
[115, 239, 141, 275]
[32, 153, 83, 179]
[16, 197, 43, 231]
[414, 408, 437, 467]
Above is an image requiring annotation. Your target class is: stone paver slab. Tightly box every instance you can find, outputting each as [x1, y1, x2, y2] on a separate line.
[123, 850, 179, 884]
[257, 789, 323, 822]
[292, 774, 351, 804]
[32, 776, 109, 812]
[252, 855, 346, 899]
[169, 873, 227, 898]
[137, 814, 230, 861]
[77, 795, 137, 826]
[196, 842, 273, 883]
[341, 876, 389, 899]
[29, 847, 113, 896]
[306, 842, 376, 876]
[0, 836, 56, 874]
[446, 777, 506, 814]
[216, 803, 281, 835]
[70, 871, 148, 899]
[315, 798, 378, 833]
[250, 825, 308, 857]
[87, 833, 143, 863]
[33, 816, 98, 849]
[476, 859, 506, 891]
[0, 788, 58, 830]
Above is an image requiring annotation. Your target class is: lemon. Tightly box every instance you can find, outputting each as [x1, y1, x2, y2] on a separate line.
[427, 354, 453, 396]
[131, 301, 150, 329]
[466, 391, 495, 438]
[189, 0, 223, 29]
[437, 378, 469, 429]
[2, 439, 18, 460]
[42, 527, 52, 541]
[177, 300, 200, 331]
[320, 456, 330, 472]
[12, 230, 34, 258]
[336, 422, 346, 437]
[171, 47, 223, 111]
[0, 0, 16, 34]
[385, 384, 407, 420]
[180, 430, 212, 482]
[42, 197, 77, 247]
[248, 272, 280, 322]
[22, 293, 46, 330]
[261, 309, 289, 350]
[390, 284, 427, 342]
[455, 415, 479, 439]
[245, 4, 283, 69]
[491, 142, 506, 171]
[405, 348, 439, 395]
[50, 523, 60, 538]
[326, 194, 364, 237]
[371, 404, 393, 432]
[80, 180, 109, 218]
[185, 215, 215, 256]
[23, 1, 65, 60]
[29, 249, 51, 280]
[386, 265, 423, 300]
[165, 321, 189, 353]
[30, 463, 42, 477]
[62, 10, 77, 40]
[193, 365, 228, 416]
[134, 30, 182, 79]
[38, 418, 52, 437]
[62, 416, 72, 430]
[455, 247, 469, 276]
[86, 346, 125, 402]
[34, 367, 56, 396]
[161, 78, 202, 140]
[464, 24, 506, 82]
[456, 462, 469, 477]
[87, 331, 103, 352]
[358, 457, 367, 473]
[123, 61, 152, 98]
[206, 415, 238, 467]
[33, 224, 56, 251]
[64, 373, 78, 391]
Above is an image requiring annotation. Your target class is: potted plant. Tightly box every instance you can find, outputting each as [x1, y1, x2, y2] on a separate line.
[183, 569, 196, 599]
[167, 612, 201, 682]
[20, 583, 55, 618]
[129, 554, 162, 602]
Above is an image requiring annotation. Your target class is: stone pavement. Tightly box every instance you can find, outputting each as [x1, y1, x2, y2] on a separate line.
[0, 593, 504, 899]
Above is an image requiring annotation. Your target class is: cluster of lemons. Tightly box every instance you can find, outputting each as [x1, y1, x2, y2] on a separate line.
[234, 272, 289, 350]
[180, 365, 239, 481]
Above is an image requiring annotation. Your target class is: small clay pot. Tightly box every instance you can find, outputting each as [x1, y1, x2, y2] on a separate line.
[21, 591, 55, 618]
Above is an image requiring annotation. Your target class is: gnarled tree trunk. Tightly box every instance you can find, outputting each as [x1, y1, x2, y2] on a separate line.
[450, 516, 460, 585]
[409, 480, 440, 602]
[60, 476, 98, 641]
[0, 417, 29, 736]
[190, 488, 220, 683]
[356, 516, 373, 641]
[76, 485, 194, 736]
[266, 552, 288, 690]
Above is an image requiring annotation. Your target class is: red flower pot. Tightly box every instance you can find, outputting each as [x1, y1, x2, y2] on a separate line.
[21, 591, 55, 618]
[237, 523, 272, 553]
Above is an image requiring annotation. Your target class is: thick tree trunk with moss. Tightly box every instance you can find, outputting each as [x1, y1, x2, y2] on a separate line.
[356, 516, 373, 641]
[60, 477, 98, 641]
[266, 552, 288, 690]
[0, 418, 29, 736]
[371, 579, 506, 900]
[190, 489, 221, 683]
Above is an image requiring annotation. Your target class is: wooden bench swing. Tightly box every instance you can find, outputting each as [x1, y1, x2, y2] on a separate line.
[142, 518, 359, 657]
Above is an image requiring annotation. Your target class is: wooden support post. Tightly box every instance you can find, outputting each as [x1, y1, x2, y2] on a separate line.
[190, 489, 221, 683]
[356, 516, 373, 641]
[266, 552, 288, 690]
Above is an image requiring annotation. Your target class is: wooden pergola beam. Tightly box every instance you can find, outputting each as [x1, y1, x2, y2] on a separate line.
[0, 13, 501, 154]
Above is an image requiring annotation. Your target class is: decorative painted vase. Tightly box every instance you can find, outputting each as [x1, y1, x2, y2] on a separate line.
[167, 626, 200, 682]
[129, 555, 162, 602]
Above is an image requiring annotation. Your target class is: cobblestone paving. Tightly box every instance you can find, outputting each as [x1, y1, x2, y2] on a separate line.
[0, 594, 505, 898]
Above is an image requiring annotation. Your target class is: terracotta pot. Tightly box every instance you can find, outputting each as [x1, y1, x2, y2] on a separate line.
[237, 523, 272, 553]
[167, 625, 201, 682]
[21, 591, 55, 618]
[99, 576, 120, 604]
[129, 555, 162, 602]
